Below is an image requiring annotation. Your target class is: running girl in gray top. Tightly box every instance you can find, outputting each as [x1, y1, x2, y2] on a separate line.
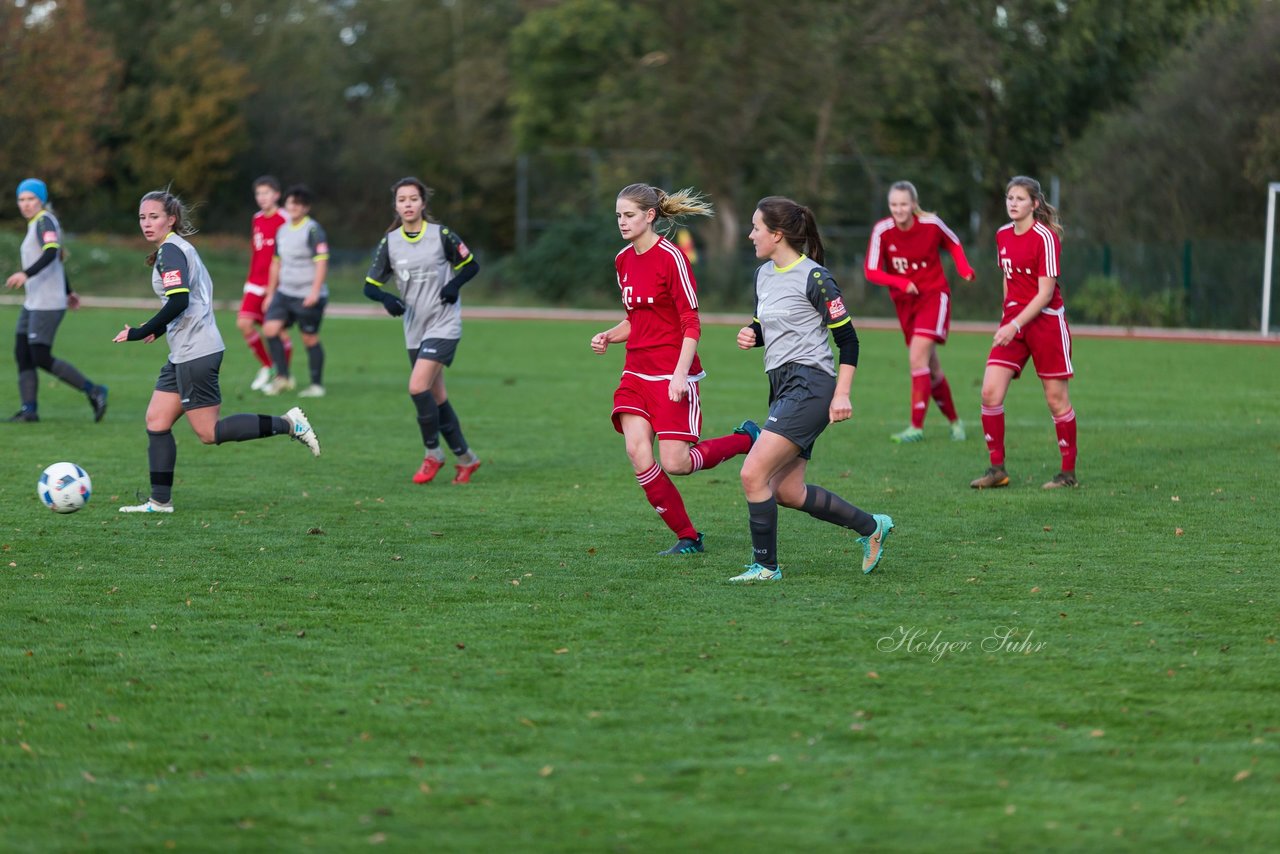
[112, 188, 321, 513]
[730, 196, 894, 582]
[5, 178, 107, 422]
[364, 177, 482, 484]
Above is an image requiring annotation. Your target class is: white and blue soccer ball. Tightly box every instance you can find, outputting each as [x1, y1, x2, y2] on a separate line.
[38, 462, 91, 513]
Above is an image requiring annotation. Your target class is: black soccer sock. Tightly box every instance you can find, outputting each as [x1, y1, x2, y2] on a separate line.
[411, 391, 440, 450]
[214, 414, 289, 444]
[17, 369, 37, 410]
[267, 337, 289, 376]
[748, 497, 779, 568]
[49, 357, 89, 391]
[437, 399, 470, 458]
[801, 485, 877, 536]
[306, 343, 324, 386]
[147, 429, 177, 504]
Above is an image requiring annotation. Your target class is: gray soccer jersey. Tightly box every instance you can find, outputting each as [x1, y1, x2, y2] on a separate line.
[21, 211, 66, 311]
[274, 216, 330, 299]
[753, 256, 850, 377]
[365, 223, 474, 346]
[153, 234, 224, 364]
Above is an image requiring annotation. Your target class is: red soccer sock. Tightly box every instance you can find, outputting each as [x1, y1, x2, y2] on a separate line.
[981, 404, 1006, 466]
[932, 375, 959, 423]
[1053, 408, 1077, 472]
[247, 331, 272, 369]
[688, 432, 751, 472]
[636, 463, 697, 540]
[910, 369, 931, 429]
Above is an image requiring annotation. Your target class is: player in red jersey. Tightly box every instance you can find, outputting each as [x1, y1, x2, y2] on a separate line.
[590, 183, 759, 556]
[864, 181, 974, 443]
[971, 176, 1078, 490]
[236, 176, 291, 391]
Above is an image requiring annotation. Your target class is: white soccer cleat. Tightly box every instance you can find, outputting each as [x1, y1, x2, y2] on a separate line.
[298, 384, 326, 398]
[284, 406, 321, 457]
[250, 366, 274, 391]
[262, 375, 295, 397]
[119, 499, 174, 514]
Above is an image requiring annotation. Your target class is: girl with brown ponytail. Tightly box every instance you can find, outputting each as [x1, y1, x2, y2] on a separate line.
[731, 196, 894, 582]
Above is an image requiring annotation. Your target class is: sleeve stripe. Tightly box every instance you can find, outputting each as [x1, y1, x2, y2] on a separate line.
[452, 254, 475, 272]
[657, 239, 698, 309]
[867, 219, 893, 268]
[920, 214, 961, 246]
[41, 242, 60, 251]
[365, 277, 386, 287]
[1033, 223, 1059, 278]
[313, 253, 330, 261]
[827, 316, 852, 329]
[164, 287, 191, 295]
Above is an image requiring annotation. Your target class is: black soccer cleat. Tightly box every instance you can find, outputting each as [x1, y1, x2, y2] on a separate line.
[88, 385, 108, 422]
[658, 531, 705, 556]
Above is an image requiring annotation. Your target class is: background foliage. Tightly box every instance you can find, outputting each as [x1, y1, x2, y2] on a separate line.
[2, 0, 1279, 326]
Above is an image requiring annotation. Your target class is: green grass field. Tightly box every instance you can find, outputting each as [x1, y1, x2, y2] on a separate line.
[1, 308, 1277, 852]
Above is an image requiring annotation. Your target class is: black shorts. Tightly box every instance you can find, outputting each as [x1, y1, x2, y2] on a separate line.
[763, 363, 837, 460]
[407, 338, 460, 368]
[265, 294, 327, 334]
[16, 308, 65, 347]
[156, 351, 223, 410]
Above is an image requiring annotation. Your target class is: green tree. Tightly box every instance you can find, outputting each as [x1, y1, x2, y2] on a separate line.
[1062, 0, 1280, 239]
[115, 27, 253, 205]
[0, 0, 119, 204]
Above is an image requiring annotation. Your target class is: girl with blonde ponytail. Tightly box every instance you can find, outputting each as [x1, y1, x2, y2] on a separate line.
[864, 180, 975, 444]
[590, 183, 758, 557]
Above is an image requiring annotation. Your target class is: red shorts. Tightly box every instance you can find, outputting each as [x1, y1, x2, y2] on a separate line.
[986, 307, 1074, 380]
[611, 371, 701, 443]
[891, 288, 951, 345]
[238, 282, 268, 322]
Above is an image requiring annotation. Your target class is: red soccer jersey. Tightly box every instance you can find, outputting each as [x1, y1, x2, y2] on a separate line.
[247, 210, 286, 286]
[995, 221, 1063, 311]
[614, 236, 702, 378]
[864, 214, 973, 294]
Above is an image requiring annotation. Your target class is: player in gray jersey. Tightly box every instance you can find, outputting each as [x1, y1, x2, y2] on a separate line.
[111, 189, 321, 514]
[364, 177, 483, 484]
[730, 196, 894, 582]
[262, 185, 329, 397]
[5, 178, 107, 422]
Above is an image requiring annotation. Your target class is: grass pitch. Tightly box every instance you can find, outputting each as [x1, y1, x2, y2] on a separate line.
[1, 308, 1277, 852]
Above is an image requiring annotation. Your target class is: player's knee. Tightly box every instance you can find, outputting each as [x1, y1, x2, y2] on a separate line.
[980, 385, 1004, 407]
[235, 316, 255, 335]
[30, 344, 54, 371]
[660, 451, 692, 476]
[775, 483, 806, 509]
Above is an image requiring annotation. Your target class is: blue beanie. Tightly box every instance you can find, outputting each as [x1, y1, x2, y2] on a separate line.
[17, 179, 48, 203]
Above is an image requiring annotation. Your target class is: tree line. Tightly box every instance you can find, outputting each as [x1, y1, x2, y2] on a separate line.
[2, 0, 1277, 265]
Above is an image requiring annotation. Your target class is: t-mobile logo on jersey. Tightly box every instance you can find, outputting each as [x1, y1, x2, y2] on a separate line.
[892, 257, 909, 273]
[621, 287, 654, 309]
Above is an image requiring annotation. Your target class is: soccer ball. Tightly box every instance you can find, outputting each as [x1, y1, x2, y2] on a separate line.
[38, 462, 92, 514]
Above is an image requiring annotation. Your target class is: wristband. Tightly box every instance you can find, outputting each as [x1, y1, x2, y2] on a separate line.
[1012, 320, 1022, 333]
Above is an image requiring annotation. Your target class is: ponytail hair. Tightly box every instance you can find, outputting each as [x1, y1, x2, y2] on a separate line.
[888, 180, 933, 218]
[140, 187, 196, 267]
[387, 176, 435, 232]
[617, 183, 713, 234]
[755, 196, 825, 266]
[1006, 175, 1062, 236]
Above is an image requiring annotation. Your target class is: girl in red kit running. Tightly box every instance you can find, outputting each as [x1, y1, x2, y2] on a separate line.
[864, 181, 974, 443]
[590, 183, 759, 556]
[971, 175, 1078, 490]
